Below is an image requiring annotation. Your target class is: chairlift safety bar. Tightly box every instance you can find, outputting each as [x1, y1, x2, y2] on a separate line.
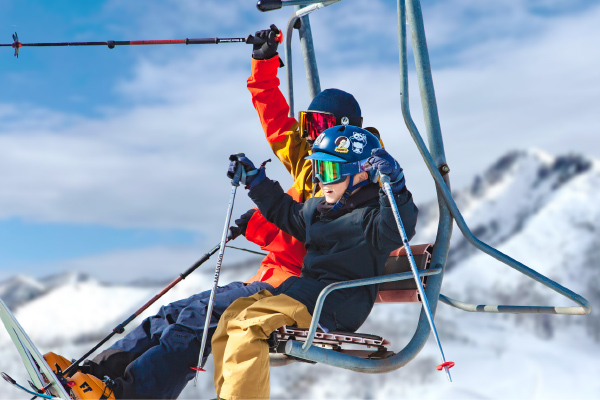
[298, 267, 442, 351]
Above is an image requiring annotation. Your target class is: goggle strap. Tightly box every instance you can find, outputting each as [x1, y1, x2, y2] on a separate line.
[330, 190, 351, 212]
[339, 161, 362, 176]
[347, 177, 370, 193]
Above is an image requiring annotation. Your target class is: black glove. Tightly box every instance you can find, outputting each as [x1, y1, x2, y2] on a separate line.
[252, 24, 281, 60]
[228, 209, 257, 240]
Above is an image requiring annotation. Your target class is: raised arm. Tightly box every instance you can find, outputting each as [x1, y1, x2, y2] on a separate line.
[228, 154, 307, 243]
[247, 26, 314, 201]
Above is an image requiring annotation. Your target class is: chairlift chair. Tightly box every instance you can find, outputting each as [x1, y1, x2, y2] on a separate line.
[259, 0, 591, 373]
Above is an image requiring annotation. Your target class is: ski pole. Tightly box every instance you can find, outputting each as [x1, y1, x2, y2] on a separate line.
[193, 156, 244, 378]
[226, 245, 268, 256]
[380, 174, 454, 382]
[61, 241, 224, 378]
[2, 29, 283, 58]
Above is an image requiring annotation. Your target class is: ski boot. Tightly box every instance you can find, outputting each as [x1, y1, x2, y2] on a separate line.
[43, 352, 116, 399]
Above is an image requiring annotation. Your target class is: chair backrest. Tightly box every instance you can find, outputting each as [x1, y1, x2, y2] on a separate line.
[375, 244, 433, 303]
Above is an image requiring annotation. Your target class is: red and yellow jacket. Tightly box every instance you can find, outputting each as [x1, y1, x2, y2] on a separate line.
[243, 56, 321, 287]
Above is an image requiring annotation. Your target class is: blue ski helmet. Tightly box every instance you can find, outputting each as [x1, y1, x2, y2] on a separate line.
[306, 125, 381, 184]
[307, 89, 363, 128]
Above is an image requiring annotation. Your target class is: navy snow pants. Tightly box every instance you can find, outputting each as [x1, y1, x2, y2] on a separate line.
[89, 281, 273, 399]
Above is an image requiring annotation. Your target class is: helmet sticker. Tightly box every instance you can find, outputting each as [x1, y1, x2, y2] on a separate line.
[350, 132, 368, 154]
[341, 116, 350, 125]
[334, 136, 350, 153]
[314, 132, 326, 146]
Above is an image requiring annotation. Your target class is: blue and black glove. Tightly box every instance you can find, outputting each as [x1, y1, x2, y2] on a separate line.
[252, 24, 282, 61]
[368, 148, 405, 193]
[227, 153, 268, 189]
[227, 208, 257, 240]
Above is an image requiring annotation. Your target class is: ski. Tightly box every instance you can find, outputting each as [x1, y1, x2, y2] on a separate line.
[0, 297, 71, 399]
[1, 372, 60, 399]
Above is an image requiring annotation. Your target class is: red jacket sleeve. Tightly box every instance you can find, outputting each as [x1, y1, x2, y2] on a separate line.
[247, 57, 297, 144]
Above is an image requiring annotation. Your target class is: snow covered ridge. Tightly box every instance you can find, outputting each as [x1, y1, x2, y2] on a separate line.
[414, 149, 598, 269]
[0, 275, 45, 310]
[0, 272, 99, 310]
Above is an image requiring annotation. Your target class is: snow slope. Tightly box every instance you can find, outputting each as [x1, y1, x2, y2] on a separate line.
[0, 150, 598, 399]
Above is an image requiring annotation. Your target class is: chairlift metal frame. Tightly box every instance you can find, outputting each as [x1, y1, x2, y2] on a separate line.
[263, 0, 591, 373]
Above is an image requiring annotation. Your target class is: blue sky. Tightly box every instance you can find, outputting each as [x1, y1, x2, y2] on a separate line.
[1, 0, 600, 282]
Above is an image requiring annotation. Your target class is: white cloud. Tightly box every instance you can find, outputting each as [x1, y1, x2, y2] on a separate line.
[0, 0, 599, 254]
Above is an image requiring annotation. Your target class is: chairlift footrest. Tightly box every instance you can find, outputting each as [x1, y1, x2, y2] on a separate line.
[272, 326, 390, 349]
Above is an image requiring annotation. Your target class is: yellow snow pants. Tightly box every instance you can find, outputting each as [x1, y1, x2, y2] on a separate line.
[212, 290, 313, 400]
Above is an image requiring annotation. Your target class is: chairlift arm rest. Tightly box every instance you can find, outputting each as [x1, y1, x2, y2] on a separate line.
[439, 293, 590, 315]
[301, 267, 442, 351]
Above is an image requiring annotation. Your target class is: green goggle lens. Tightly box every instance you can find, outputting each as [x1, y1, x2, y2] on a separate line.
[314, 160, 342, 184]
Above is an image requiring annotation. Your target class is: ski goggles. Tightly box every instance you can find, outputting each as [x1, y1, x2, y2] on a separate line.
[313, 159, 343, 184]
[298, 111, 336, 142]
[312, 158, 372, 184]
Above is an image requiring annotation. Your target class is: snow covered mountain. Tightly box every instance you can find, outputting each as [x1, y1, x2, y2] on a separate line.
[0, 275, 45, 310]
[414, 149, 600, 339]
[0, 272, 98, 310]
[0, 149, 598, 399]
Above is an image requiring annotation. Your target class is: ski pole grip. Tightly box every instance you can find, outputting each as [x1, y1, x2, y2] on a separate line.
[228, 153, 246, 187]
[232, 161, 243, 187]
[380, 174, 391, 184]
[186, 38, 219, 45]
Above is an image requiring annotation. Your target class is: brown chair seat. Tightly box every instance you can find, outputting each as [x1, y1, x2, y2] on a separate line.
[376, 244, 433, 303]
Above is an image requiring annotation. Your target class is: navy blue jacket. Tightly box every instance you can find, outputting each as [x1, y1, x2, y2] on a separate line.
[249, 178, 418, 332]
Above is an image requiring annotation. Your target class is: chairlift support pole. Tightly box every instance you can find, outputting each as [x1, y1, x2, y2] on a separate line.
[401, 0, 455, 369]
[284, 1, 340, 116]
[295, 5, 322, 100]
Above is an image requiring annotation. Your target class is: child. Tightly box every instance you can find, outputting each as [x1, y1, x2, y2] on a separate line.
[213, 125, 418, 400]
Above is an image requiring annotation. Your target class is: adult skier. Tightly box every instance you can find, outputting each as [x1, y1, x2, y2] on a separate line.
[213, 126, 418, 400]
[45, 25, 369, 399]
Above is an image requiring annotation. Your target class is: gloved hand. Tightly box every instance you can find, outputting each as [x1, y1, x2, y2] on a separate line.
[252, 24, 281, 60]
[368, 148, 405, 192]
[228, 154, 269, 188]
[228, 153, 258, 185]
[227, 209, 257, 240]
